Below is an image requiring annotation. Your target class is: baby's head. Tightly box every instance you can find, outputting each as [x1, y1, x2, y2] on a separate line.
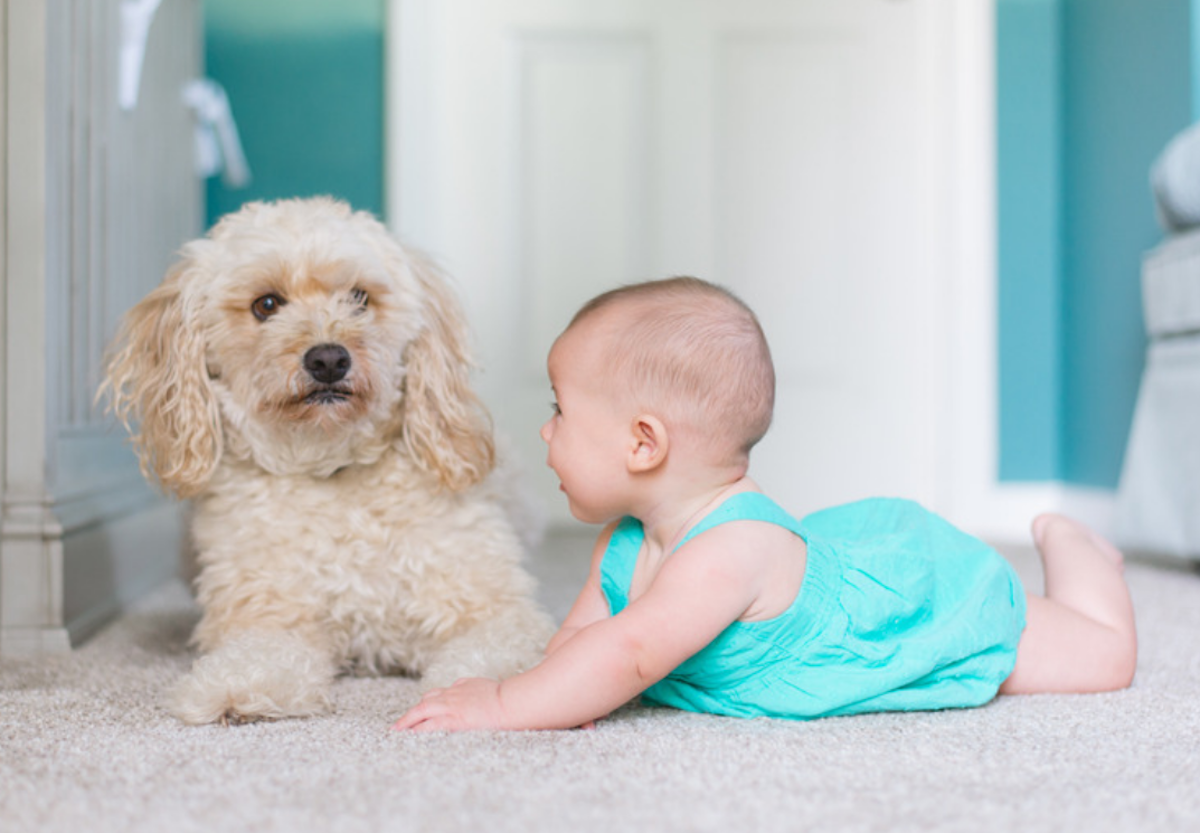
[557, 276, 775, 467]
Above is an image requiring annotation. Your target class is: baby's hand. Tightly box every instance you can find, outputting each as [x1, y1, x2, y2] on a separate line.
[392, 678, 506, 732]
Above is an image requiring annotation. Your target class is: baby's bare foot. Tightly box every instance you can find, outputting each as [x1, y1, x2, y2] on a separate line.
[1032, 513, 1125, 573]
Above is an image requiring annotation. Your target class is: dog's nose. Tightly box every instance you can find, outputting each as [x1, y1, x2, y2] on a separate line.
[303, 343, 351, 384]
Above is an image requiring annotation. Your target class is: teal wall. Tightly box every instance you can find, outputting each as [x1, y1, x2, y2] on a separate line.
[1060, 0, 1192, 487]
[204, 0, 386, 227]
[997, 0, 1064, 481]
[997, 0, 1193, 488]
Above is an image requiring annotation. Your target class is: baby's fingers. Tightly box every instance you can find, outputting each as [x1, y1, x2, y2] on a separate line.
[392, 699, 444, 731]
[405, 717, 459, 733]
[392, 708, 468, 733]
[391, 711, 422, 731]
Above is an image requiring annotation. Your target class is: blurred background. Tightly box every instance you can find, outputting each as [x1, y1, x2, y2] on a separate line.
[204, 0, 1191, 522]
[4, 0, 1197, 651]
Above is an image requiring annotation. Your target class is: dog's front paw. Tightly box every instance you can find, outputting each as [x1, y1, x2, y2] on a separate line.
[170, 630, 336, 725]
[420, 603, 556, 691]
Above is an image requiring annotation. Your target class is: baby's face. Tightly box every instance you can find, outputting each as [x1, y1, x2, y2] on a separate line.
[540, 323, 634, 524]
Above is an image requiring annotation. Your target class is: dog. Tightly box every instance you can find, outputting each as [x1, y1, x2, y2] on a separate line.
[102, 197, 555, 725]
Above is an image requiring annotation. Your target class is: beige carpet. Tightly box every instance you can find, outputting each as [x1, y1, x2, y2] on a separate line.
[2, 532, 1199, 833]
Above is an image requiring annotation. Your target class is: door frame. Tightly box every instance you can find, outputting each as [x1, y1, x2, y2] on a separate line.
[383, 0, 1059, 542]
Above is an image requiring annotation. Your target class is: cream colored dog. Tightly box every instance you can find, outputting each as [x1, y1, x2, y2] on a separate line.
[103, 197, 554, 725]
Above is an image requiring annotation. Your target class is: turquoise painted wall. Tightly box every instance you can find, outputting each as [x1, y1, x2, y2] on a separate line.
[997, 0, 1193, 488]
[997, 0, 1064, 481]
[204, 0, 386, 228]
[1060, 0, 1192, 487]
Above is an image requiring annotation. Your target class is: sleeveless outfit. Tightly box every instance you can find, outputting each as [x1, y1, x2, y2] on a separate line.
[600, 494, 1027, 720]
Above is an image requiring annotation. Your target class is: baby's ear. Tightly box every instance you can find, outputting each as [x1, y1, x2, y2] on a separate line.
[99, 252, 223, 498]
[628, 415, 669, 473]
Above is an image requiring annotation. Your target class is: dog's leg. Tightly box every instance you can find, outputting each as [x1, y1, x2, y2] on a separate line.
[419, 602, 556, 691]
[170, 629, 337, 725]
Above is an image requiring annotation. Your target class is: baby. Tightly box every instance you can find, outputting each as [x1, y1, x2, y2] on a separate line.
[394, 277, 1137, 730]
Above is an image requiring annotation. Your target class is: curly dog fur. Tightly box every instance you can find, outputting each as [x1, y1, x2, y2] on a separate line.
[102, 197, 554, 725]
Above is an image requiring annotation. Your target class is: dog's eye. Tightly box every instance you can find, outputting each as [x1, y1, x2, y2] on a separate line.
[350, 288, 369, 310]
[251, 294, 287, 322]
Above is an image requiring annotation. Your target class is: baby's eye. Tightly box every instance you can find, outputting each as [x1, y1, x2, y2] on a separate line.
[549, 401, 561, 416]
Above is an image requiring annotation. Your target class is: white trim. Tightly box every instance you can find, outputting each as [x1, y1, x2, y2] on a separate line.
[383, 0, 403, 226]
[384, 0, 439, 244]
[968, 483, 1117, 546]
[944, 0, 1004, 535]
[1060, 487, 1120, 540]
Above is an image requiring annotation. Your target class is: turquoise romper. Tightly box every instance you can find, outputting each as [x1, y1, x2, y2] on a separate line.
[600, 494, 1027, 720]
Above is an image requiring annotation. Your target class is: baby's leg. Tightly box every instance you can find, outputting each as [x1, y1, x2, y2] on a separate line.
[1000, 514, 1137, 695]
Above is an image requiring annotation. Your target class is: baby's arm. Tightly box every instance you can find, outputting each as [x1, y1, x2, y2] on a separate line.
[543, 523, 618, 657]
[393, 524, 764, 731]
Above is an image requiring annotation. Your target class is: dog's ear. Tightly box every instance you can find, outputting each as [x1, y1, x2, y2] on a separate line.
[400, 255, 496, 491]
[99, 252, 223, 498]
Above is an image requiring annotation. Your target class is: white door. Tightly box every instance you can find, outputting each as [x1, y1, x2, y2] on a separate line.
[389, 0, 984, 529]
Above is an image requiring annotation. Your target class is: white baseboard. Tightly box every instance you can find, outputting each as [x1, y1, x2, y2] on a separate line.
[1057, 486, 1120, 540]
[958, 482, 1117, 546]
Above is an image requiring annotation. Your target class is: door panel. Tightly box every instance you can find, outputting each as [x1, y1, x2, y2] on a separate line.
[392, 0, 947, 527]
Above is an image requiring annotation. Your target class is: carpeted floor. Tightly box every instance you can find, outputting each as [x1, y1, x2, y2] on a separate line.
[2, 530, 1199, 833]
